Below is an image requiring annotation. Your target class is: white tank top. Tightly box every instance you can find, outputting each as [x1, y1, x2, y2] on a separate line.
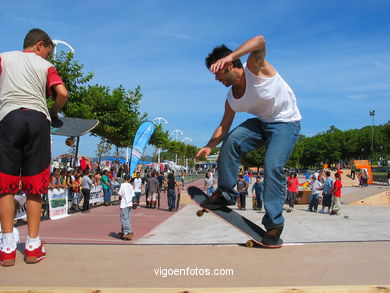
[227, 63, 301, 123]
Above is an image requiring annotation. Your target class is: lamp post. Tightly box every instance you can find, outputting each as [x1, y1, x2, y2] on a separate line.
[182, 137, 192, 171]
[152, 117, 168, 172]
[369, 110, 375, 163]
[52, 39, 75, 60]
[51, 39, 77, 166]
[171, 129, 183, 165]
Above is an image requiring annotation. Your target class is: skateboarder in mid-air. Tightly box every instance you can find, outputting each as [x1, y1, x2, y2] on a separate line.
[0, 28, 68, 266]
[196, 35, 301, 248]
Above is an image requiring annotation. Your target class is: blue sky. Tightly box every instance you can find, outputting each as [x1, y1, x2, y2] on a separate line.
[1, 0, 389, 158]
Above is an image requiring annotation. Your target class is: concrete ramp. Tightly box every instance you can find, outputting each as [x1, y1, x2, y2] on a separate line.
[341, 185, 389, 204]
[350, 189, 390, 205]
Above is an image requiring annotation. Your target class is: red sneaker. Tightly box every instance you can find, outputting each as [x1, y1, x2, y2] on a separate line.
[0, 246, 17, 267]
[25, 241, 46, 264]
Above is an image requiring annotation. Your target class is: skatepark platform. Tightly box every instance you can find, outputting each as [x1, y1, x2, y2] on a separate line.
[1, 179, 389, 292]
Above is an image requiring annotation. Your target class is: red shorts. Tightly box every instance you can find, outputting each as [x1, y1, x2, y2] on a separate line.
[0, 108, 51, 195]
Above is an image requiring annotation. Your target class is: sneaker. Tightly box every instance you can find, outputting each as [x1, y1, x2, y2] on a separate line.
[260, 226, 284, 248]
[205, 188, 236, 208]
[25, 241, 46, 264]
[122, 233, 133, 241]
[0, 246, 17, 267]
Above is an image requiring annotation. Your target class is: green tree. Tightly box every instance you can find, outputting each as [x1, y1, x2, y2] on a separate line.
[51, 51, 147, 149]
[95, 138, 112, 167]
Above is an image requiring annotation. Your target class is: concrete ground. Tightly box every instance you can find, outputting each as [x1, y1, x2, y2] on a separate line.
[1, 179, 389, 292]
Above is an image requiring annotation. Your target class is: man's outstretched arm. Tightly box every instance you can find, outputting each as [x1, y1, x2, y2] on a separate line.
[196, 100, 235, 159]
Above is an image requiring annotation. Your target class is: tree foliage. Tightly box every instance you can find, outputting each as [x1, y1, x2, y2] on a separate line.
[239, 123, 390, 169]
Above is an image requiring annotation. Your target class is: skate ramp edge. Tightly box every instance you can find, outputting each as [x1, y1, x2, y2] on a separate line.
[0, 285, 389, 293]
[349, 190, 390, 205]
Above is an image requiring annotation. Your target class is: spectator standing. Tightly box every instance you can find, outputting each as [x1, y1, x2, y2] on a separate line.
[148, 172, 160, 209]
[319, 171, 333, 214]
[81, 170, 93, 213]
[350, 163, 356, 180]
[286, 172, 298, 212]
[237, 174, 249, 210]
[251, 176, 264, 211]
[166, 173, 177, 212]
[143, 171, 151, 208]
[132, 172, 143, 208]
[331, 172, 343, 215]
[308, 175, 322, 212]
[304, 170, 311, 183]
[118, 175, 135, 240]
[204, 172, 215, 196]
[101, 170, 111, 206]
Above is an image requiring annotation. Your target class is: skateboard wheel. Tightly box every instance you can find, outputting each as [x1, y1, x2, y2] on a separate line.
[196, 210, 204, 217]
[246, 240, 255, 248]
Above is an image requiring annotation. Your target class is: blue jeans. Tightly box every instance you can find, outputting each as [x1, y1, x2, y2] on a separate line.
[120, 207, 132, 234]
[206, 187, 215, 196]
[134, 192, 141, 204]
[309, 193, 319, 211]
[218, 118, 300, 230]
[103, 188, 111, 203]
[167, 189, 176, 210]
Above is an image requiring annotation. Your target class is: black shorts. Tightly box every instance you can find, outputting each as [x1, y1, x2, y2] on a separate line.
[0, 108, 51, 195]
[323, 193, 332, 207]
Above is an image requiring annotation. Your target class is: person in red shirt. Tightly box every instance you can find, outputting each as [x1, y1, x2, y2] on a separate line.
[0, 29, 68, 267]
[331, 172, 342, 215]
[286, 172, 299, 212]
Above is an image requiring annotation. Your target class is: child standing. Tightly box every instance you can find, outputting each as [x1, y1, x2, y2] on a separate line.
[309, 175, 322, 212]
[286, 172, 299, 212]
[118, 175, 135, 240]
[331, 172, 343, 215]
[251, 176, 264, 211]
[319, 171, 333, 214]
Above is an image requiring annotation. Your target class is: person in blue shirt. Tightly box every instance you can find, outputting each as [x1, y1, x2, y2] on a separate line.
[304, 170, 311, 182]
[319, 171, 333, 213]
[251, 176, 264, 211]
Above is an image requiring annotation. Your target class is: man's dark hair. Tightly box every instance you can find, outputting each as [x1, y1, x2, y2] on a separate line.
[23, 28, 53, 49]
[205, 44, 242, 69]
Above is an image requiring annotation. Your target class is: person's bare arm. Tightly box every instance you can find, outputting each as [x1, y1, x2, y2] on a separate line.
[210, 35, 273, 77]
[50, 84, 68, 118]
[196, 100, 235, 159]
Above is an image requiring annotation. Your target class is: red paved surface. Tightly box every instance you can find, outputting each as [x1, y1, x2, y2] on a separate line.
[16, 179, 205, 245]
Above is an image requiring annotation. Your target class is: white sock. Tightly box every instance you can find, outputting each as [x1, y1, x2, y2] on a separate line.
[2, 233, 16, 250]
[26, 236, 41, 250]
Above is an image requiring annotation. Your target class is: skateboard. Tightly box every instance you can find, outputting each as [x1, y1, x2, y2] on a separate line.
[50, 117, 99, 137]
[188, 186, 265, 247]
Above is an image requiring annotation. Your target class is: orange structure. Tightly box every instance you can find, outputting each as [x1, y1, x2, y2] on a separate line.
[353, 160, 373, 184]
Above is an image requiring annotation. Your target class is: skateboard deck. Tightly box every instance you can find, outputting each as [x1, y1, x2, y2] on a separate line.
[51, 117, 99, 137]
[188, 186, 264, 247]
